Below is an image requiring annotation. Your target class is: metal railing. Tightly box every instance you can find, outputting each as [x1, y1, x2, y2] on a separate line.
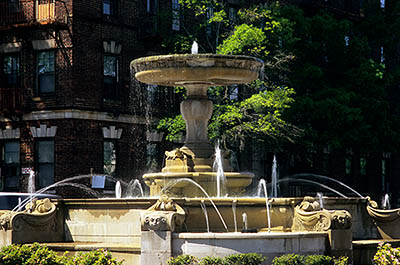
[0, 88, 23, 112]
[0, 0, 57, 26]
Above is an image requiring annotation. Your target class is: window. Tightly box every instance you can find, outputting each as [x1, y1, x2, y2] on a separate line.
[1, 141, 20, 190]
[228, 7, 236, 22]
[8, 0, 20, 13]
[1, 53, 20, 87]
[360, 157, 367, 176]
[104, 140, 116, 176]
[147, 0, 158, 14]
[36, 140, 54, 189]
[37, 50, 55, 94]
[380, 0, 385, 9]
[103, 54, 119, 100]
[172, 0, 180, 31]
[103, 0, 117, 15]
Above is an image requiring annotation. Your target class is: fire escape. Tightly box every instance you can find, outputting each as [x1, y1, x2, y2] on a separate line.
[0, 0, 72, 117]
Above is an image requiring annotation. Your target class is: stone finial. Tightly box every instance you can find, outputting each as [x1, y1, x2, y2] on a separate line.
[292, 196, 352, 232]
[140, 195, 186, 232]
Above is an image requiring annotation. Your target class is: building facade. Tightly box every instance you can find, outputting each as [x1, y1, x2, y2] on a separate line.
[0, 0, 181, 195]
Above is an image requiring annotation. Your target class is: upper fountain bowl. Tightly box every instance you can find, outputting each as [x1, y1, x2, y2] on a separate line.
[131, 54, 264, 87]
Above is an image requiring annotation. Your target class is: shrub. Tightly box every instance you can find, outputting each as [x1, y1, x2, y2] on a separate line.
[272, 254, 304, 265]
[224, 253, 265, 265]
[373, 243, 400, 265]
[272, 254, 348, 265]
[304, 255, 334, 265]
[167, 255, 198, 265]
[0, 243, 123, 265]
[168, 253, 265, 265]
[199, 256, 224, 265]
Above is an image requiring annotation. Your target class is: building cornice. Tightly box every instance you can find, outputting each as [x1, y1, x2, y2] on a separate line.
[19, 109, 148, 124]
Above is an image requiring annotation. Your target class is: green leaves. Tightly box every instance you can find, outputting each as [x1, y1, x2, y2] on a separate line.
[217, 24, 267, 56]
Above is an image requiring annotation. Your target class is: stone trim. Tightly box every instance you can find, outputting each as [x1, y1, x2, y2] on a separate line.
[22, 110, 148, 124]
[30, 124, 57, 138]
[0, 42, 22, 53]
[0, 128, 20, 139]
[32, 39, 57, 50]
[102, 126, 122, 139]
[103, 40, 121, 54]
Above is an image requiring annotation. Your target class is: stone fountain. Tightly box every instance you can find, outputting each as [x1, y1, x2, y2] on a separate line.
[132, 54, 263, 197]
[0, 52, 394, 265]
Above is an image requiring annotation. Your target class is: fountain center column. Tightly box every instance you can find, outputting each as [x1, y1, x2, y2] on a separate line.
[181, 85, 214, 158]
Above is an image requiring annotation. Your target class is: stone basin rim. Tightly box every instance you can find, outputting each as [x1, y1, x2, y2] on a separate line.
[131, 53, 264, 67]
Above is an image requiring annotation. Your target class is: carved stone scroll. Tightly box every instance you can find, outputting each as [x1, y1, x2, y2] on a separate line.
[366, 197, 400, 239]
[0, 198, 57, 231]
[292, 196, 352, 232]
[140, 195, 186, 232]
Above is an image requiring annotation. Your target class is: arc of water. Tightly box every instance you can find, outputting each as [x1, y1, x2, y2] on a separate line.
[258, 179, 271, 233]
[291, 173, 364, 198]
[161, 178, 228, 232]
[14, 174, 121, 212]
[276, 178, 347, 198]
[200, 200, 210, 233]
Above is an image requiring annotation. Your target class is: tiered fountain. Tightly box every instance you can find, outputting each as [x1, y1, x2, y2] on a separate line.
[132, 54, 262, 197]
[0, 52, 395, 265]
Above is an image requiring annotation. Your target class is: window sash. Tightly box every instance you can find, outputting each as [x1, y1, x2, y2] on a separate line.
[103, 55, 119, 99]
[104, 141, 116, 176]
[36, 140, 54, 188]
[103, 0, 116, 15]
[1, 141, 20, 190]
[37, 51, 55, 93]
[2, 54, 20, 87]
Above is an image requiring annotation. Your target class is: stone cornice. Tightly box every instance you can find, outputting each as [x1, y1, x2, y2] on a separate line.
[21, 110, 147, 124]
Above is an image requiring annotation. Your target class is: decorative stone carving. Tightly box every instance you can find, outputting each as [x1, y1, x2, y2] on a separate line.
[292, 196, 352, 232]
[366, 197, 400, 239]
[165, 147, 196, 160]
[30, 124, 57, 138]
[141, 195, 185, 232]
[0, 198, 57, 231]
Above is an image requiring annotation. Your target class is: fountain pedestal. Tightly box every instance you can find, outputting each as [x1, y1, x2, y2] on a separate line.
[132, 54, 263, 197]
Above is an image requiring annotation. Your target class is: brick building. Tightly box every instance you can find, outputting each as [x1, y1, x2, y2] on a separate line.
[0, 0, 181, 195]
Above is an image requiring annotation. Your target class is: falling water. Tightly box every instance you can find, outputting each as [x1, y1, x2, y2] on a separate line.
[162, 178, 228, 232]
[382, 194, 391, 210]
[200, 200, 210, 233]
[271, 155, 278, 198]
[213, 141, 227, 197]
[257, 179, 271, 233]
[125, 179, 144, 197]
[191, 41, 198, 54]
[317, 192, 324, 209]
[115, 181, 122, 199]
[28, 170, 35, 194]
[242, 213, 248, 231]
[232, 199, 238, 233]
